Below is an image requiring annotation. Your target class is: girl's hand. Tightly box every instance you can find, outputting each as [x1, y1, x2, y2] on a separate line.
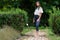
[37, 18, 40, 22]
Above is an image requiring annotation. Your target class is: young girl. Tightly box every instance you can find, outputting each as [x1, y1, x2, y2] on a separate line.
[33, 1, 43, 39]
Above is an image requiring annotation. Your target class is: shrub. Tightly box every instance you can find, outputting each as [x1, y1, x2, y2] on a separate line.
[49, 7, 60, 35]
[0, 8, 28, 32]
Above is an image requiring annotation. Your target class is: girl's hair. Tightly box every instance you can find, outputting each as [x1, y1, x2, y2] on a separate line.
[35, 1, 40, 8]
[36, 1, 40, 3]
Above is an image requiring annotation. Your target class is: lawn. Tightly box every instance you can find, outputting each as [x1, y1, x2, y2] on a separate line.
[0, 25, 31, 40]
[22, 26, 60, 40]
[23, 26, 60, 40]
[0, 26, 60, 40]
[0, 26, 20, 40]
[39, 27, 60, 40]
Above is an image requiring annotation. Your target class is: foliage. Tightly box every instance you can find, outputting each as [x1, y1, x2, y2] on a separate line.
[49, 7, 60, 35]
[0, 8, 28, 32]
[0, 0, 60, 26]
[43, 28, 60, 40]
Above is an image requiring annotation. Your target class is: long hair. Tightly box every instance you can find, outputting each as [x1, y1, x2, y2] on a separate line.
[35, 1, 40, 8]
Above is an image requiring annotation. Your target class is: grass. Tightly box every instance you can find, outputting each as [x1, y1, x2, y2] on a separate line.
[22, 26, 60, 40]
[39, 27, 60, 40]
[46, 28, 60, 40]
[21, 27, 33, 34]
[0, 26, 60, 40]
[0, 26, 21, 40]
[0, 25, 32, 40]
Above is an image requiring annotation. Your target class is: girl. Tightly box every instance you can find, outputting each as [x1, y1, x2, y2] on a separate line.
[33, 1, 43, 39]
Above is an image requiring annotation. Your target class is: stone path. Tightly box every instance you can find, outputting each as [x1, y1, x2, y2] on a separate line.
[17, 30, 49, 40]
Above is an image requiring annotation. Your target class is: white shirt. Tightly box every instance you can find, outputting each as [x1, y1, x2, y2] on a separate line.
[34, 7, 43, 15]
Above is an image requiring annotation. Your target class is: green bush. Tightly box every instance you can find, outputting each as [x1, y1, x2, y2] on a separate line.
[0, 8, 28, 32]
[49, 7, 60, 35]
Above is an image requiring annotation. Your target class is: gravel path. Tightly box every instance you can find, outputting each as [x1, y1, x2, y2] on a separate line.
[17, 30, 49, 40]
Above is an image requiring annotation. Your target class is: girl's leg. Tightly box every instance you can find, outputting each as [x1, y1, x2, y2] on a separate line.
[35, 21, 40, 38]
[36, 21, 40, 31]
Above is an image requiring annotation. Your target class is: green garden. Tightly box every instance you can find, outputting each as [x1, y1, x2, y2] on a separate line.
[0, 0, 60, 40]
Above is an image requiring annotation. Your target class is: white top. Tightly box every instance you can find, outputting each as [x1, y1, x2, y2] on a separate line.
[34, 7, 43, 15]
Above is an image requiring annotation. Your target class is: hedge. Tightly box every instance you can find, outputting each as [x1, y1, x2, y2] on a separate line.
[49, 7, 60, 35]
[0, 8, 28, 32]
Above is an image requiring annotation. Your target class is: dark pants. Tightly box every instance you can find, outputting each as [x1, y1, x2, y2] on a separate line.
[34, 15, 40, 31]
